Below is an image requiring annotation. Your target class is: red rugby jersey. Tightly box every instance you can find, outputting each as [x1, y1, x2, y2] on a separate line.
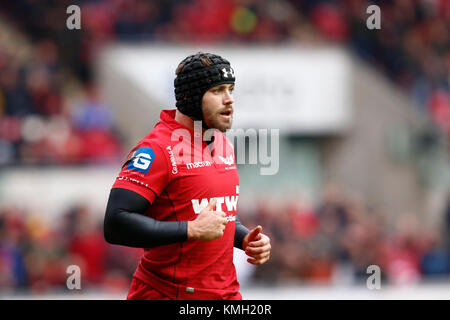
[112, 109, 241, 299]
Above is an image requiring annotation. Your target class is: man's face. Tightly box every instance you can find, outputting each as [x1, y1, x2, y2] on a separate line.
[202, 83, 235, 132]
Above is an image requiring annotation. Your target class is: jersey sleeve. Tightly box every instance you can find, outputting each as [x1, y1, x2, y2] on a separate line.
[112, 141, 169, 204]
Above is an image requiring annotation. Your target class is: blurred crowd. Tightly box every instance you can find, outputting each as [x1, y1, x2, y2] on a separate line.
[241, 185, 450, 286]
[1, 187, 449, 294]
[0, 203, 141, 294]
[0, 14, 123, 166]
[0, 0, 448, 166]
[0, 0, 449, 293]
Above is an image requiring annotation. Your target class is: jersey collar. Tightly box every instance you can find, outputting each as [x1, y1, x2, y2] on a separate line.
[159, 109, 210, 147]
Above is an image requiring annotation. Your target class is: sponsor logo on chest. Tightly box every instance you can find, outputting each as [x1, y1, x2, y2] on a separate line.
[185, 160, 212, 170]
[191, 186, 240, 220]
[218, 155, 234, 166]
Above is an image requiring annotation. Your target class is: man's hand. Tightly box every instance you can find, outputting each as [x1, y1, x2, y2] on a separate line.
[187, 199, 228, 241]
[242, 226, 271, 265]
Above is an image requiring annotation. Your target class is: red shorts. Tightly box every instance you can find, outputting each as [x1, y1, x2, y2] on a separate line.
[126, 276, 242, 300]
[127, 277, 171, 300]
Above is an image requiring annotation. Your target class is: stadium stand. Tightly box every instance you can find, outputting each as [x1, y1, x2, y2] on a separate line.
[0, 0, 448, 296]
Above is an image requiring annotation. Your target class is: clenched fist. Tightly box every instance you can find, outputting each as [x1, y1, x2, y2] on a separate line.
[242, 225, 271, 265]
[187, 199, 228, 241]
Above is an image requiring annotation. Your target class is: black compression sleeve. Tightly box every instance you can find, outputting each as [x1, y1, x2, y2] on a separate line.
[234, 216, 250, 250]
[103, 188, 187, 248]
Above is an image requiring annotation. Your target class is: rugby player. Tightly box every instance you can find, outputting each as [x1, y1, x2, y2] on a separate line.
[104, 52, 271, 300]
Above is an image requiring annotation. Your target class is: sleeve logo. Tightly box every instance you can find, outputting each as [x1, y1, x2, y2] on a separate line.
[126, 147, 155, 174]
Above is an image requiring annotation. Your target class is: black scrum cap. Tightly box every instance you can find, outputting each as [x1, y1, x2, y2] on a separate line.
[174, 52, 235, 121]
